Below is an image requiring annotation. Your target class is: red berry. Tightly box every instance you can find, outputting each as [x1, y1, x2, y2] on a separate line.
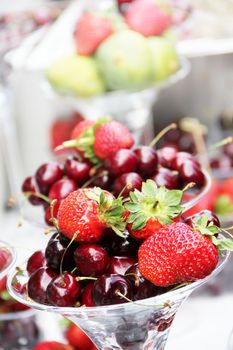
[64, 157, 91, 185]
[22, 176, 44, 205]
[179, 161, 205, 188]
[170, 152, 198, 171]
[81, 282, 95, 307]
[105, 149, 138, 177]
[74, 244, 110, 277]
[113, 172, 143, 197]
[36, 162, 63, 193]
[108, 256, 136, 275]
[134, 146, 158, 176]
[47, 272, 81, 307]
[151, 167, 178, 189]
[157, 146, 177, 168]
[34, 341, 72, 350]
[65, 323, 95, 350]
[49, 178, 77, 200]
[26, 250, 45, 276]
[44, 200, 61, 226]
[28, 267, 57, 304]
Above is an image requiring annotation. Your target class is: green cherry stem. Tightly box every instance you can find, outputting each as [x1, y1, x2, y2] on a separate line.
[149, 123, 177, 148]
[208, 136, 233, 152]
[76, 276, 97, 282]
[59, 232, 79, 278]
[81, 170, 108, 188]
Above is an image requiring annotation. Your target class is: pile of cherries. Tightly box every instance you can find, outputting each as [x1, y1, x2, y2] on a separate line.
[22, 144, 205, 227]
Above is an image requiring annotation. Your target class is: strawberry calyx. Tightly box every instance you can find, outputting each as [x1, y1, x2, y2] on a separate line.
[125, 179, 183, 230]
[85, 187, 126, 237]
[191, 214, 233, 251]
[58, 118, 110, 165]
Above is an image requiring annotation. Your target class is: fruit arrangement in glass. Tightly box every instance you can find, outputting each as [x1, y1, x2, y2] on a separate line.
[0, 276, 40, 350]
[8, 118, 233, 350]
[46, 0, 183, 98]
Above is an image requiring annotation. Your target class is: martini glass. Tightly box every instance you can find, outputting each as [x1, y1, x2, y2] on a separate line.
[0, 240, 16, 280]
[7, 249, 229, 350]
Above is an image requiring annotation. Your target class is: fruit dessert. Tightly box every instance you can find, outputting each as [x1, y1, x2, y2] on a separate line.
[46, 0, 181, 97]
[21, 119, 208, 227]
[0, 276, 40, 350]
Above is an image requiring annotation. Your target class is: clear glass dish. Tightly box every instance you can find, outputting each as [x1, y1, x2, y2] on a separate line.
[7, 249, 229, 350]
[0, 308, 40, 350]
[0, 240, 16, 280]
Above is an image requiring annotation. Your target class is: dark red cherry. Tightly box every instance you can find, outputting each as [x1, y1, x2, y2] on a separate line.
[74, 244, 109, 277]
[45, 233, 76, 271]
[26, 251, 45, 276]
[93, 274, 133, 306]
[91, 167, 112, 190]
[179, 161, 205, 188]
[108, 256, 136, 275]
[47, 272, 81, 307]
[151, 167, 178, 189]
[49, 178, 77, 200]
[35, 162, 63, 193]
[184, 209, 220, 228]
[134, 146, 158, 176]
[64, 158, 91, 185]
[157, 146, 177, 169]
[125, 264, 167, 301]
[170, 152, 198, 171]
[105, 149, 138, 177]
[100, 229, 140, 257]
[22, 176, 44, 205]
[44, 200, 61, 226]
[113, 172, 143, 197]
[28, 267, 57, 304]
[81, 282, 95, 307]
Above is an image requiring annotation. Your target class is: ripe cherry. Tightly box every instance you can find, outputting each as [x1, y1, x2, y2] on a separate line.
[47, 272, 81, 307]
[179, 161, 205, 188]
[113, 172, 143, 197]
[93, 274, 133, 306]
[74, 244, 109, 277]
[170, 152, 198, 171]
[157, 146, 177, 168]
[134, 146, 158, 176]
[91, 167, 112, 190]
[64, 158, 91, 185]
[100, 229, 140, 257]
[151, 167, 178, 189]
[210, 155, 232, 172]
[49, 178, 77, 200]
[105, 149, 138, 177]
[28, 267, 57, 304]
[35, 162, 63, 193]
[45, 232, 76, 271]
[125, 264, 167, 301]
[26, 250, 45, 276]
[108, 256, 136, 275]
[22, 176, 44, 205]
[44, 200, 61, 226]
[81, 282, 95, 307]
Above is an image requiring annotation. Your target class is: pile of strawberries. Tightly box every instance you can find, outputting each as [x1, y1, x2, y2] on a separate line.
[20, 118, 233, 309]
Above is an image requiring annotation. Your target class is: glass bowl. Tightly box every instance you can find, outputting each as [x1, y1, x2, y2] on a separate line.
[0, 308, 40, 350]
[0, 241, 16, 280]
[7, 250, 229, 350]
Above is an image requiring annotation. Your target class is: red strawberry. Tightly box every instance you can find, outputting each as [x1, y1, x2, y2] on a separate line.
[57, 188, 126, 243]
[65, 323, 97, 350]
[74, 12, 114, 55]
[125, 0, 172, 37]
[125, 180, 183, 239]
[93, 120, 134, 160]
[58, 119, 134, 164]
[34, 341, 72, 350]
[138, 222, 219, 287]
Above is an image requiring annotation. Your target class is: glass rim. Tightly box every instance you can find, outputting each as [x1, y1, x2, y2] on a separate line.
[0, 240, 17, 280]
[7, 249, 229, 316]
[0, 307, 36, 321]
[44, 56, 190, 102]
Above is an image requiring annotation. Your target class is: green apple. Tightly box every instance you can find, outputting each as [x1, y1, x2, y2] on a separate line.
[96, 30, 153, 90]
[148, 37, 180, 81]
[47, 54, 106, 97]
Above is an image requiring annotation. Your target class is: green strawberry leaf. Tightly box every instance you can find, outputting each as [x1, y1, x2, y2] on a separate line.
[211, 236, 233, 251]
[163, 190, 183, 206]
[192, 214, 220, 237]
[132, 215, 147, 231]
[127, 212, 139, 223]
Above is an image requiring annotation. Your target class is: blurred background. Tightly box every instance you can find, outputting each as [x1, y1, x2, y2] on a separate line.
[1, 0, 233, 349]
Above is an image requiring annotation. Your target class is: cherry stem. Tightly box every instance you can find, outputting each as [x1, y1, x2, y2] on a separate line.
[50, 199, 59, 231]
[115, 290, 169, 309]
[81, 170, 108, 188]
[182, 182, 196, 192]
[76, 276, 97, 282]
[59, 232, 79, 278]
[208, 136, 233, 152]
[23, 191, 50, 204]
[149, 123, 177, 148]
[118, 183, 133, 198]
[221, 228, 233, 239]
[115, 290, 132, 303]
